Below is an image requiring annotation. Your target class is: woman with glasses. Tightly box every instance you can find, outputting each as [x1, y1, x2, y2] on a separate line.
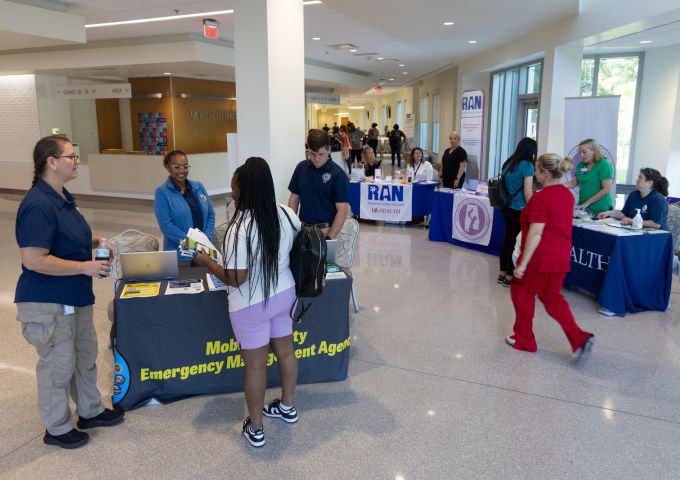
[154, 150, 216, 252]
[15, 136, 124, 449]
[564, 138, 614, 215]
[598, 167, 670, 230]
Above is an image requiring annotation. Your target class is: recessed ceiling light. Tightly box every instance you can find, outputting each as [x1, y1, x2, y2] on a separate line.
[349, 49, 357, 53]
[398, 64, 405, 67]
[468, 40, 477, 44]
[639, 40, 653, 44]
[303, 0, 323, 4]
[312, 37, 321, 41]
[85, 9, 233, 28]
[163, 72, 171, 75]
[402, 71, 408, 75]
[389, 78, 395, 81]
[443, 21, 454, 26]
[377, 57, 384, 60]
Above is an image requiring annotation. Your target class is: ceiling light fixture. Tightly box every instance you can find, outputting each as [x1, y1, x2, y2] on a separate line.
[639, 40, 653, 44]
[402, 71, 408, 74]
[312, 37, 321, 40]
[303, 0, 323, 4]
[163, 72, 171, 75]
[377, 57, 384, 60]
[349, 49, 358, 53]
[389, 78, 395, 81]
[85, 10, 234, 28]
[337, 112, 349, 115]
[443, 21, 454, 26]
[398, 64, 405, 67]
[468, 40, 477, 44]
[349, 106, 365, 109]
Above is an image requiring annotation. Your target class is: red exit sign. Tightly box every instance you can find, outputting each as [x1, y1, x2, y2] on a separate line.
[203, 19, 218, 40]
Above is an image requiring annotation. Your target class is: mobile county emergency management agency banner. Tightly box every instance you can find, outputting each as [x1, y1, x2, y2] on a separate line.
[360, 182, 413, 221]
[112, 279, 351, 410]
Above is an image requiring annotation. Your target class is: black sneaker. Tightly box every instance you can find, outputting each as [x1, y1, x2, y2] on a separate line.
[77, 407, 125, 429]
[43, 429, 89, 449]
[242, 417, 265, 447]
[497, 275, 511, 287]
[573, 335, 594, 362]
[263, 398, 298, 424]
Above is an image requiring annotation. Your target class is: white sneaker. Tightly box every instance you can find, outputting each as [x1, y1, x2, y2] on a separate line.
[598, 307, 618, 317]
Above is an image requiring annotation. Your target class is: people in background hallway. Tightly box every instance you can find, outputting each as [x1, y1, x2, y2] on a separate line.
[408, 147, 434, 182]
[15, 136, 124, 450]
[154, 150, 216, 252]
[348, 122, 365, 165]
[367, 122, 380, 156]
[339, 124, 351, 173]
[195, 157, 301, 448]
[441, 131, 467, 189]
[498, 138, 537, 288]
[322, 123, 330, 134]
[565, 138, 613, 215]
[288, 129, 349, 239]
[598, 167, 669, 230]
[362, 144, 382, 178]
[506, 153, 594, 360]
[388, 123, 406, 167]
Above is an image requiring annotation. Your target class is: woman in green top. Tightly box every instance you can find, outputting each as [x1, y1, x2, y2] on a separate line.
[565, 138, 614, 215]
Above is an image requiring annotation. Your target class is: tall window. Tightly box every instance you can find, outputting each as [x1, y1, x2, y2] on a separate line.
[488, 61, 542, 177]
[381, 105, 387, 128]
[396, 101, 403, 130]
[402, 100, 407, 128]
[419, 96, 429, 150]
[431, 93, 441, 154]
[580, 54, 642, 183]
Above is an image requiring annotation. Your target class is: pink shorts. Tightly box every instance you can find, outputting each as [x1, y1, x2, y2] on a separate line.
[229, 287, 296, 350]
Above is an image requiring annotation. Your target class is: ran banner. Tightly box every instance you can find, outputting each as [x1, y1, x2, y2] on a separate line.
[360, 183, 413, 221]
[452, 193, 494, 246]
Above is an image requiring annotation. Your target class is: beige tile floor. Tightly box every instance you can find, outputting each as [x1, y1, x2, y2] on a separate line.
[1, 191, 680, 479]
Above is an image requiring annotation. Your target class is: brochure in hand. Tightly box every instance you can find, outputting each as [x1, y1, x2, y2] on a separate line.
[179, 228, 223, 264]
[206, 273, 228, 291]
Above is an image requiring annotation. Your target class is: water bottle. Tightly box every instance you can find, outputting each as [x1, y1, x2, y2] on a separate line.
[95, 238, 110, 261]
[632, 209, 643, 229]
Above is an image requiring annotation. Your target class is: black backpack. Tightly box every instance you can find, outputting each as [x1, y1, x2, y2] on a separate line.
[279, 207, 327, 320]
[488, 164, 521, 209]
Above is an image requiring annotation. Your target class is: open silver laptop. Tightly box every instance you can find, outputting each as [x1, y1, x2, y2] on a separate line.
[120, 251, 179, 281]
[325, 239, 338, 264]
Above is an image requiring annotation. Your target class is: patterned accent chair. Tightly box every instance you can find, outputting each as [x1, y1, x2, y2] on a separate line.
[335, 217, 360, 312]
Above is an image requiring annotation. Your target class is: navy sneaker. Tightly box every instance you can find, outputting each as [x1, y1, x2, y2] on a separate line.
[263, 398, 298, 424]
[242, 417, 265, 447]
[43, 429, 89, 449]
[77, 407, 125, 429]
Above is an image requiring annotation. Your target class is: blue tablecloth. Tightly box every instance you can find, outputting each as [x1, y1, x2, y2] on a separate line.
[428, 190, 505, 255]
[349, 181, 438, 217]
[565, 227, 673, 315]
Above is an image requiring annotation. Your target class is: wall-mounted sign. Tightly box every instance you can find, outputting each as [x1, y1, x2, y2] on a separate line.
[190, 110, 236, 121]
[56, 83, 132, 99]
[306, 93, 341, 105]
[203, 19, 219, 40]
[460, 89, 484, 178]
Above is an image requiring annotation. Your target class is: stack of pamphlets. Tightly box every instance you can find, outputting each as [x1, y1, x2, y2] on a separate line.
[165, 279, 205, 295]
[206, 273, 228, 291]
[179, 228, 223, 264]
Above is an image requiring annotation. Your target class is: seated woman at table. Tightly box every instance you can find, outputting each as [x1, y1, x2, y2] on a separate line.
[506, 153, 594, 361]
[154, 150, 216, 252]
[564, 138, 614, 215]
[498, 137, 536, 288]
[598, 167, 669, 230]
[362, 144, 381, 177]
[408, 147, 434, 182]
[194, 157, 301, 448]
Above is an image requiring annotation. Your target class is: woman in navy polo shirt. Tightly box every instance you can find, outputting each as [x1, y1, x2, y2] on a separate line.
[15, 136, 124, 449]
[598, 168, 670, 229]
[154, 150, 216, 252]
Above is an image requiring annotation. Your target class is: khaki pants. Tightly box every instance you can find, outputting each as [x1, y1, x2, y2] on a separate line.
[17, 303, 104, 436]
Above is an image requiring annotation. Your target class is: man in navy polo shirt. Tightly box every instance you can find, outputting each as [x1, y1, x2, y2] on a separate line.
[288, 129, 349, 239]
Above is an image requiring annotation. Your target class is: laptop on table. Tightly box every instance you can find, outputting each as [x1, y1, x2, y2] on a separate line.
[120, 251, 179, 281]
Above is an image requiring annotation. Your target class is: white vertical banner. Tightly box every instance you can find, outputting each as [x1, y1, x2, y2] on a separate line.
[460, 90, 484, 180]
[564, 96, 620, 197]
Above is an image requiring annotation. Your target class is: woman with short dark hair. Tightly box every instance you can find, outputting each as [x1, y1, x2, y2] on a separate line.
[195, 157, 301, 447]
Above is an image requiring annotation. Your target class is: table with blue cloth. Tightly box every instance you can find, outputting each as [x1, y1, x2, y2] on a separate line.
[565, 226, 673, 315]
[349, 181, 438, 219]
[428, 190, 505, 255]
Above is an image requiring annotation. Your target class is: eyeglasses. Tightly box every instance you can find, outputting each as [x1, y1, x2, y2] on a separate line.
[55, 154, 80, 161]
[170, 164, 191, 171]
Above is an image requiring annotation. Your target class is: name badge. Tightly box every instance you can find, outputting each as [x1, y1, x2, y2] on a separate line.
[579, 167, 588, 174]
[199, 194, 207, 202]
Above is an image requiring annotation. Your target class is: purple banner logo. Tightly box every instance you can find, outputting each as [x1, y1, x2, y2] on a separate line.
[454, 197, 490, 241]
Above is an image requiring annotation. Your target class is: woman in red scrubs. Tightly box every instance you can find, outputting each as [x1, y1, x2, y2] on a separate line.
[506, 153, 594, 361]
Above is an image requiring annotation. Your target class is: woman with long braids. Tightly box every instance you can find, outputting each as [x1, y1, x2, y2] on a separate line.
[195, 157, 301, 447]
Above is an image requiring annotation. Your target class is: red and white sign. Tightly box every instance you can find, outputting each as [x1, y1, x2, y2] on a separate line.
[203, 19, 219, 40]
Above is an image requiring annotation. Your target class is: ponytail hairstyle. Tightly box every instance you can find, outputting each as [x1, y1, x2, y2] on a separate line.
[578, 138, 605, 163]
[536, 153, 574, 180]
[224, 157, 280, 304]
[641, 167, 669, 197]
[32, 135, 69, 187]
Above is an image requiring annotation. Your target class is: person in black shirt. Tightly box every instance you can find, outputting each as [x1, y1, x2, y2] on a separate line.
[441, 131, 467, 188]
[388, 124, 406, 167]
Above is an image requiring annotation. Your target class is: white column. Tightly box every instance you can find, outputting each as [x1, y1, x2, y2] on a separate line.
[233, 0, 306, 203]
[538, 44, 583, 155]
